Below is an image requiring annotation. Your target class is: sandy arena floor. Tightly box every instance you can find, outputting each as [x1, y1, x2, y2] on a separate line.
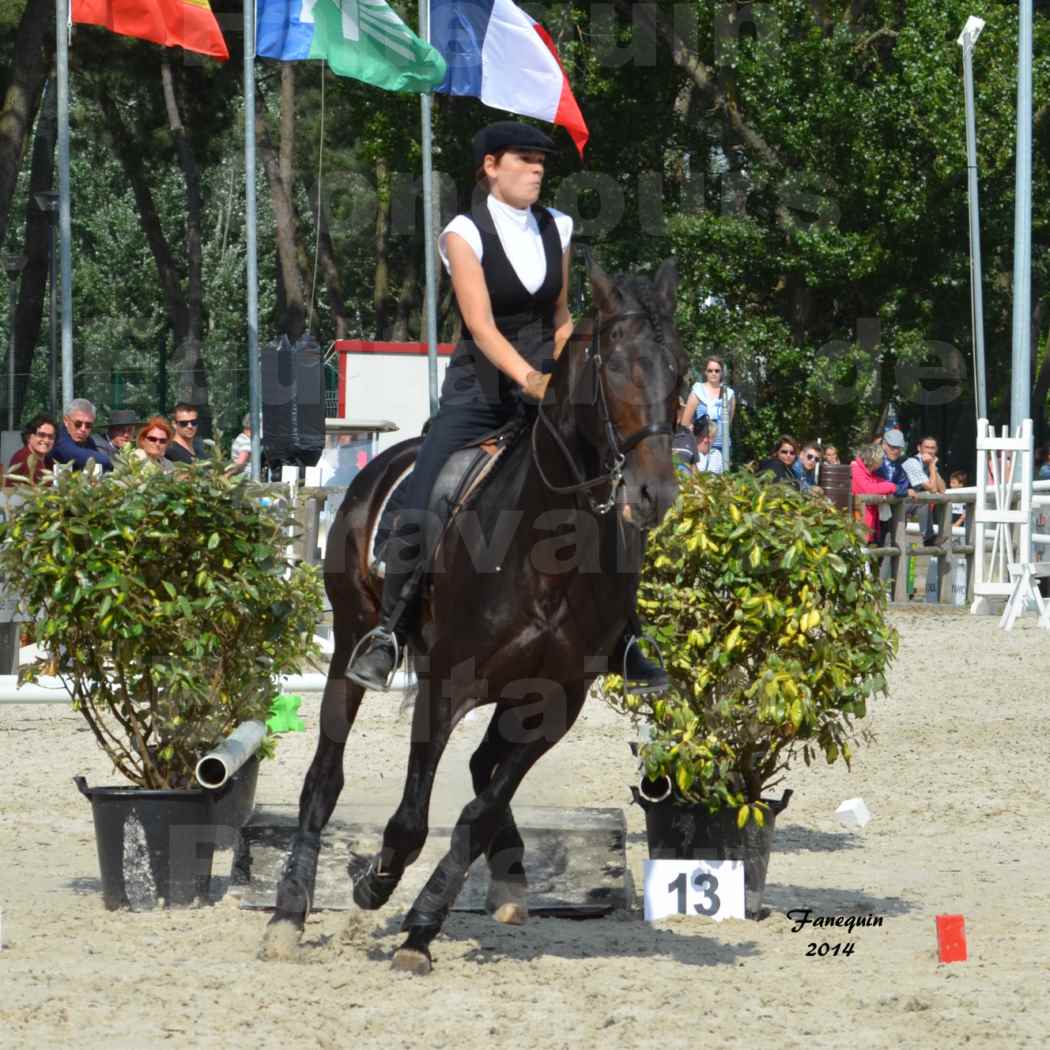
[1, 607, 1048, 1049]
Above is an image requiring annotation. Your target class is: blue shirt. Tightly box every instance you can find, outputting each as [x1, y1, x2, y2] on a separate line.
[792, 460, 817, 491]
[876, 454, 909, 496]
[53, 426, 113, 472]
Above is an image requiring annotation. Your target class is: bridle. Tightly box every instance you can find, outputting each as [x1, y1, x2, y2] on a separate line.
[531, 307, 677, 514]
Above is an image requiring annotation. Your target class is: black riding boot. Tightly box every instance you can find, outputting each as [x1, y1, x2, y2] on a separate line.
[347, 550, 422, 691]
[616, 617, 669, 695]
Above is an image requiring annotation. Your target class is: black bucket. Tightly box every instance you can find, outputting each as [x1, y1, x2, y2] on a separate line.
[208, 755, 260, 834]
[75, 776, 219, 910]
[632, 783, 793, 918]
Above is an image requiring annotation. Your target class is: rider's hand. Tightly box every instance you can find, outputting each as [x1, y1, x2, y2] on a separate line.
[523, 370, 551, 401]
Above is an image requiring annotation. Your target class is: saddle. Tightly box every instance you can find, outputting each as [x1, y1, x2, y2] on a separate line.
[372, 418, 527, 575]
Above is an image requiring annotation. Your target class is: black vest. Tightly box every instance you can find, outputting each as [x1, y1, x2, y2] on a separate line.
[441, 200, 563, 406]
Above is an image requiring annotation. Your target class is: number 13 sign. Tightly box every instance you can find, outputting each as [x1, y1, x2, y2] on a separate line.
[643, 860, 746, 922]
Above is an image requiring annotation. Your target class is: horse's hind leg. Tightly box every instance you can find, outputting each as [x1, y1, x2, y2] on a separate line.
[394, 685, 588, 975]
[469, 714, 528, 925]
[262, 643, 365, 953]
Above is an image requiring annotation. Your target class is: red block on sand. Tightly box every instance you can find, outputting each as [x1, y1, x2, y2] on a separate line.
[936, 914, 968, 963]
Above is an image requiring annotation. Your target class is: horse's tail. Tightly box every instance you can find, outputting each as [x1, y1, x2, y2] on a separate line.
[323, 437, 421, 677]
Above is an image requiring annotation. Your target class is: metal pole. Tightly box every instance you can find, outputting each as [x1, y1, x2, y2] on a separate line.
[7, 278, 16, 430]
[245, 0, 262, 481]
[56, 0, 73, 407]
[1011, 1, 1033, 429]
[49, 222, 57, 416]
[958, 17, 987, 421]
[419, 0, 439, 415]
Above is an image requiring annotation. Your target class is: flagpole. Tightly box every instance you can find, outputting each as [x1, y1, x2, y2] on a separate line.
[244, 0, 262, 480]
[419, 0, 439, 415]
[56, 0, 73, 407]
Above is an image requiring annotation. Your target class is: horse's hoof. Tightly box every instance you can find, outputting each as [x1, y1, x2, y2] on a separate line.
[392, 947, 432, 976]
[486, 880, 529, 925]
[491, 901, 528, 926]
[259, 916, 302, 961]
[349, 853, 399, 911]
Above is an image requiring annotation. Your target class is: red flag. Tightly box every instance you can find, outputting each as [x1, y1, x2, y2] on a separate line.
[72, 0, 229, 60]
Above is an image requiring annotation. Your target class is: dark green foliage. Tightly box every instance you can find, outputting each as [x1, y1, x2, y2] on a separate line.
[0, 454, 323, 788]
[606, 471, 897, 825]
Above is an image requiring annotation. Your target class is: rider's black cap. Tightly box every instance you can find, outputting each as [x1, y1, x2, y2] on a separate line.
[472, 121, 558, 169]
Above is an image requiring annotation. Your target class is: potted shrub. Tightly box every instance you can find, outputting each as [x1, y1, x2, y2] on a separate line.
[0, 452, 323, 908]
[606, 470, 897, 917]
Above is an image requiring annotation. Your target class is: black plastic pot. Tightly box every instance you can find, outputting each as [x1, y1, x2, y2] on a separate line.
[75, 777, 219, 910]
[632, 782, 793, 919]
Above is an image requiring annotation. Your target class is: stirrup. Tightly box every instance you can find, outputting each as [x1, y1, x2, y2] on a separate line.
[621, 634, 669, 697]
[347, 626, 401, 691]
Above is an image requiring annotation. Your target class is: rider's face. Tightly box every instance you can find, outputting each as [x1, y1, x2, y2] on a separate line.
[484, 150, 546, 209]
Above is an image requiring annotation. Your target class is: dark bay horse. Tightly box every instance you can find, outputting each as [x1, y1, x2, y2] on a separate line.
[262, 259, 687, 973]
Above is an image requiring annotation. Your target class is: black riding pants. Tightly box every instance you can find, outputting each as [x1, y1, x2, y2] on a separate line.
[379, 397, 523, 624]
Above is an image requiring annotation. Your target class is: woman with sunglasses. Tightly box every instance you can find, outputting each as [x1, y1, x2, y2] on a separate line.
[7, 414, 57, 484]
[679, 355, 734, 463]
[134, 416, 176, 474]
[756, 435, 802, 487]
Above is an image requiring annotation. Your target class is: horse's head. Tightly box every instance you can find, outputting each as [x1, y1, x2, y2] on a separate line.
[547, 257, 687, 530]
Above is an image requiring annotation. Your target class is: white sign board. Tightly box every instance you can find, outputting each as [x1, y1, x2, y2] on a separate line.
[643, 859, 745, 922]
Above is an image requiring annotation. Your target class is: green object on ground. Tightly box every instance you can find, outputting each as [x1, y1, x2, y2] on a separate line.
[267, 694, 306, 734]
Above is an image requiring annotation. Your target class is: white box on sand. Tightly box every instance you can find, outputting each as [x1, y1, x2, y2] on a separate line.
[836, 798, 871, 829]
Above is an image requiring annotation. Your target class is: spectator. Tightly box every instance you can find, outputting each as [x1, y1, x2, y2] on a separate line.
[166, 402, 205, 464]
[756, 435, 801, 486]
[672, 415, 723, 476]
[1036, 446, 1050, 481]
[94, 409, 139, 460]
[52, 398, 112, 472]
[134, 416, 175, 474]
[822, 445, 841, 466]
[851, 443, 899, 542]
[230, 413, 252, 474]
[7, 413, 57, 484]
[902, 434, 946, 544]
[792, 441, 821, 490]
[680, 355, 735, 462]
[950, 469, 968, 529]
[874, 428, 913, 545]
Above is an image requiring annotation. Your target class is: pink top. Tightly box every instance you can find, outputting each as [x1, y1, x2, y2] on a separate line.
[851, 458, 897, 541]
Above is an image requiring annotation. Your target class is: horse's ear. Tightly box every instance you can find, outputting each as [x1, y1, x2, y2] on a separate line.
[588, 256, 619, 317]
[652, 258, 678, 317]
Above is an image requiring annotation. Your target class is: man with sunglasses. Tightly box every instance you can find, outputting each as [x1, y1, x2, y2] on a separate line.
[792, 441, 821, 491]
[52, 398, 112, 472]
[166, 403, 206, 464]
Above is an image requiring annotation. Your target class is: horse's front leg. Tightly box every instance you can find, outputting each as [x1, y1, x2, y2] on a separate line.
[262, 649, 363, 953]
[469, 713, 528, 925]
[394, 683, 588, 974]
[350, 659, 457, 911]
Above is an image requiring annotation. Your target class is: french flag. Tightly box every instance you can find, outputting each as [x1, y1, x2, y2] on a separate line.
[430, 0, 589, 157]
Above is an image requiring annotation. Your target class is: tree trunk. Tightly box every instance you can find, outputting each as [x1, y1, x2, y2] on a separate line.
[95, 93, 188, 341]
[256, 71, 306, 340]
[0, 0, 51, 249]
[306, 184, 349, 339]
[374, 156, 392, 338]
[160, 59, 209, 416]
[391, 248, 419, 342]
[10, 76, 57, 423]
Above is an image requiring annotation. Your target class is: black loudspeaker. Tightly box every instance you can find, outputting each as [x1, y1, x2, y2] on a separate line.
[261, 334, 325, 467]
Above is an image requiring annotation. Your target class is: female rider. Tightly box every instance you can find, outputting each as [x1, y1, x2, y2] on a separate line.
[348, 121, 665, 694]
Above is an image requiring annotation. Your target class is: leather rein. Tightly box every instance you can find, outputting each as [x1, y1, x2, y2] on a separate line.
[531, 308, 675, 515]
